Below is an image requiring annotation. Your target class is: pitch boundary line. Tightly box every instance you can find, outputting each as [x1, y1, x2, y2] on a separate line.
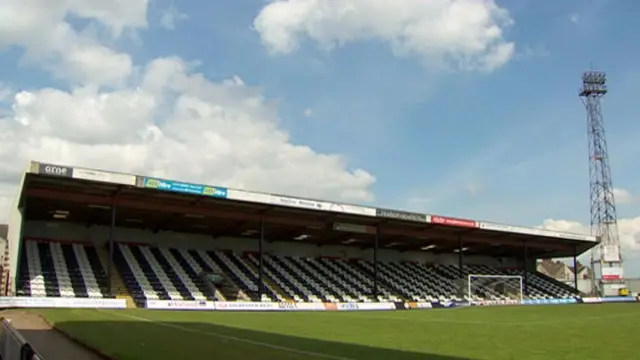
[368, 310, 640, 325]
[98, 310, 357, 360]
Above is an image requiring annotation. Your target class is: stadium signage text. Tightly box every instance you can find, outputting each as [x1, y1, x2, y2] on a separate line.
[146, 300, 214, 310]
[375, 208, 426, 222]
[32, 161, 597, 242]
[333, 223, 377, 234]
[601, 267, 624, 281]
[600, 296, 636, 303]
[39, 163, 72, 178]
[407, 302, 433, 309]
[581, 297, 602, 304]
[143, 301, 397, 311]
[270, 195, 323, 210]
[0, 297, 126, 309]
[72, 168, 136, 186]
[430, 216, 477, 228]
[144, 177, 228, 198]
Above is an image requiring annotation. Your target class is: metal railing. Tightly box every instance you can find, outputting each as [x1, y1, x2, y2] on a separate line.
[0, 319, 44, 360]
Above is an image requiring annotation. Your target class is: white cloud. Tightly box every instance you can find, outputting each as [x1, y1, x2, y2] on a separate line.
[539, 218, 640, 254]
[0, 2, 376, 221]
[0, 0, 147, 86]
[254, 0, 515, 71]
[160, 4, 188, 30]
[569, 13, 580, 24]
[303, 108, 313, 117]
[614, 188, 636, 205]
[466, 182, 483, 195]
[0, 83, 12, 102]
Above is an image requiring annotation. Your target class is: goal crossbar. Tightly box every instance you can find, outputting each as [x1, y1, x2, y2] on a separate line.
[467, 274, 524, 304]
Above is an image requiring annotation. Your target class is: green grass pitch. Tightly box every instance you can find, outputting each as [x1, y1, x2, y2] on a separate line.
[38, 303, 639, 360]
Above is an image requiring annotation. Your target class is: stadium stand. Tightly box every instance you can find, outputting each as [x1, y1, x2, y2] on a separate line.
[14, 238, 584, 305]
[5, 161, 600, 308]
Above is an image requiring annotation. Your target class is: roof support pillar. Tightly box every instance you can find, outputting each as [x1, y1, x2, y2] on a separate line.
[13, 200, 28, 296]
[107, 204, 116, 297]
[523, 240, 529, 295]
[573, 245, 578, 292]
[372, 226, 379, 301]
[258, 218, 265, 300]
[458, 236, 464, 278]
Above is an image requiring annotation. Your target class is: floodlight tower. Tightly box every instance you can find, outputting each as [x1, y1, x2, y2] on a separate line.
[579, 71, 625, 296]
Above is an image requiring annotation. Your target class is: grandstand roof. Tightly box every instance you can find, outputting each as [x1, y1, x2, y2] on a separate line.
[17, 161, 598, 259]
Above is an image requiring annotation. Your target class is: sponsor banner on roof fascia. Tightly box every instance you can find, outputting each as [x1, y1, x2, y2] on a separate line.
[227, 189, 272, 204]
[226, 189, 375, 216]
[72, 167, 136, 186]
[327, 202, 377, 217]
[38, 162, 73, 178]
[269, 194, 376, 216]
[480, 222, 596, 242]
[145, 300, 214, 310]
[430, 215, 477, 228]
[0, 297, 126, 309]
[480, 222, 550, 237]
[375, 208, 427, 222]
[144, 177, 228, 198]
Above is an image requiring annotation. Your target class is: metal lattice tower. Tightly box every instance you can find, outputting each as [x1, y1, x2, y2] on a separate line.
[579, 71, 624, 296]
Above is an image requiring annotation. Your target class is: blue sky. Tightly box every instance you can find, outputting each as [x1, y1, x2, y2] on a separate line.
[0, 0, 639, 274]
[140, 0, 640, 225]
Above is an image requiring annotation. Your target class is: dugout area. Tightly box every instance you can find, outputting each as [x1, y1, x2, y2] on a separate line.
[4, 161, 599, 304]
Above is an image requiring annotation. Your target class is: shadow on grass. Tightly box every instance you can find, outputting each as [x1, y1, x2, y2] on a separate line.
[19, 319, 476, 360]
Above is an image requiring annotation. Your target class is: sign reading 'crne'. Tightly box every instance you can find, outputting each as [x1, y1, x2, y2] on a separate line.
[38, 163, 73, 178]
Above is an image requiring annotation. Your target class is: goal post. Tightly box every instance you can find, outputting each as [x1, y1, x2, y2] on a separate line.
[467, 274, 524, 305]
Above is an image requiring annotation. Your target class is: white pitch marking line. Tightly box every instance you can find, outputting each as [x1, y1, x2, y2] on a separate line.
[368, 310, 640, 325]
[98, 310, 356, 360]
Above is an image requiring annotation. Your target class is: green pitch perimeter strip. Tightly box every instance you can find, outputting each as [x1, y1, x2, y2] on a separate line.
[36, 304, 640, 360]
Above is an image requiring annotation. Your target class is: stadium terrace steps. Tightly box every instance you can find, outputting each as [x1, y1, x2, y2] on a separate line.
[181, 249, 228, 301]
[97, 246, 128, 296]
[199, 250, 251, 301]
[349, 260, 401, 301]
[247, 253, 299, 301]
[97, 246, 136, 307]
[242, 254, 291, 301]
[165, 248, 215, 301]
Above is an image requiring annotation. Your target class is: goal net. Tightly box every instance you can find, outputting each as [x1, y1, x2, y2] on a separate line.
[467, 274, 523, 305]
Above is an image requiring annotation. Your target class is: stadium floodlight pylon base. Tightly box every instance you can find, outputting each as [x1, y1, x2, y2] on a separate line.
[467, 274, 523, 306]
